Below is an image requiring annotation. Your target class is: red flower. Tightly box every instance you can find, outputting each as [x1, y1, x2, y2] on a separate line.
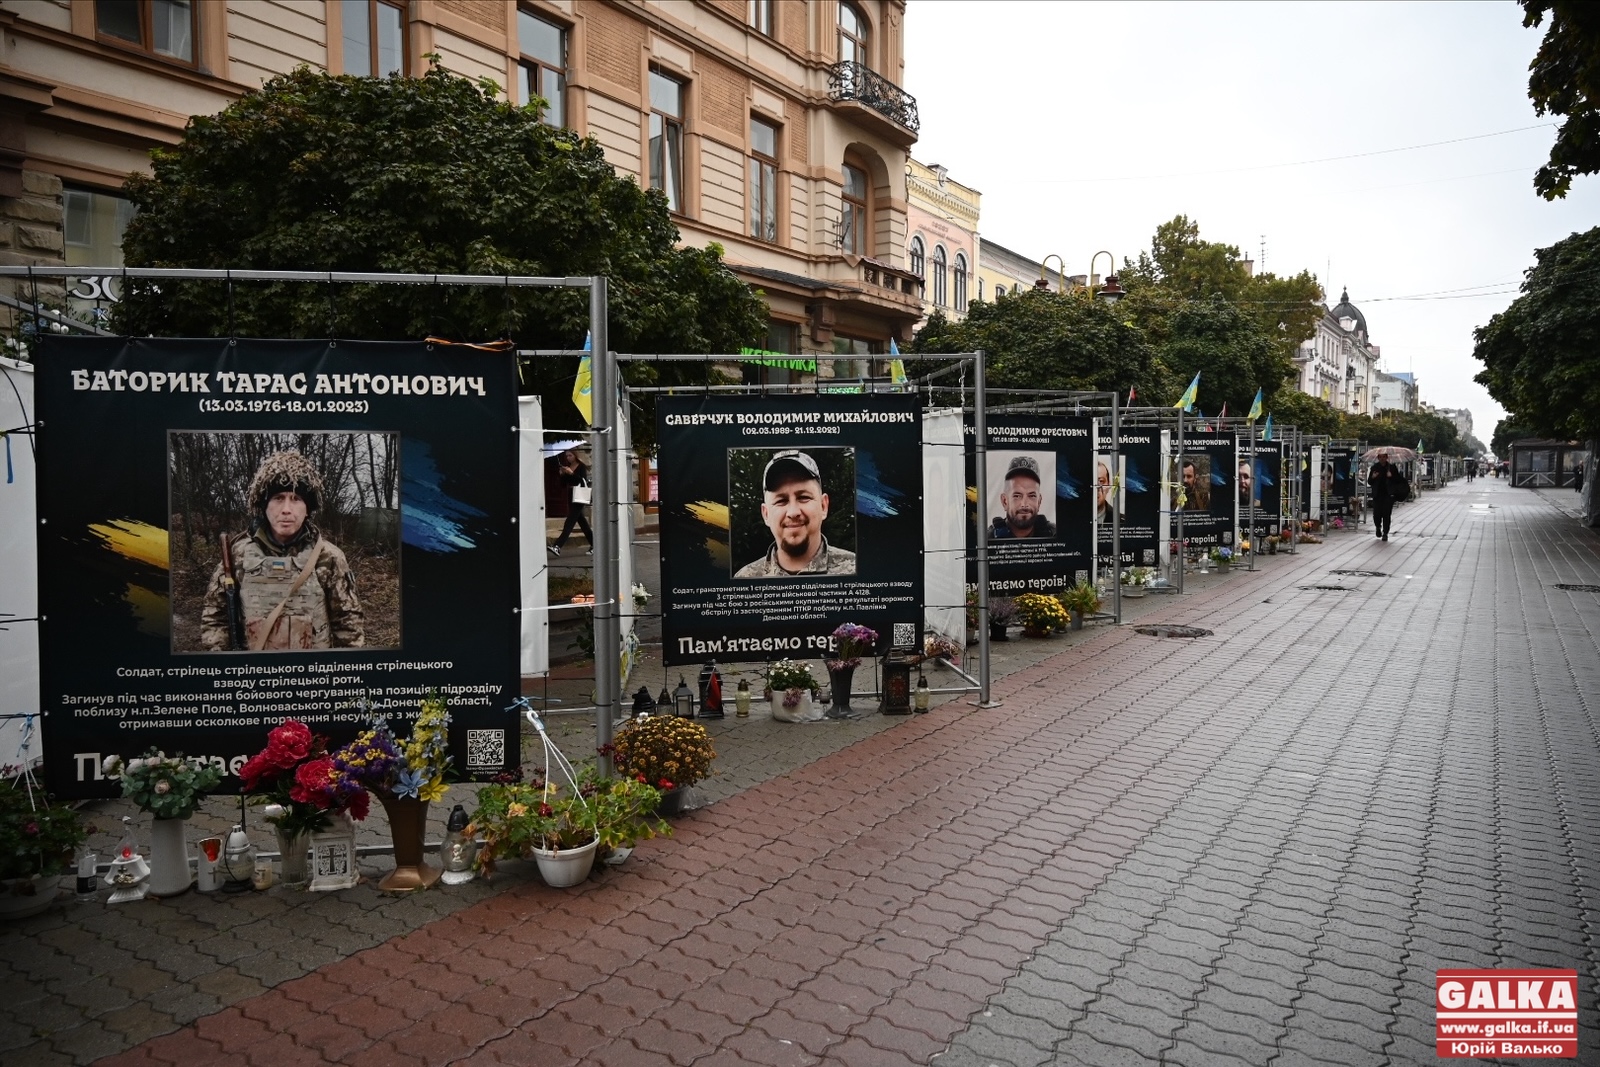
[22, 821, 38, 836]
[539, 804, 554, 817]
[347, 790, 370, 821]
[267, 720, 312, 762]
[289, 757, 337, 808]
[658, 779, 674, 790]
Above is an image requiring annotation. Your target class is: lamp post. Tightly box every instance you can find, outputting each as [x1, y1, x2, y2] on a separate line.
[1088, 251, 1123, 303]
[1036, 253, 1068, 293]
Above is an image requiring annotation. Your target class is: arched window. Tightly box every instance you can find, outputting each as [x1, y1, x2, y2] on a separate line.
[977, 277, 985, 302]
[909, 235, 924, 278]
[840, 161, 868, 254]
[994, 284, 1007, 299]
[953, 253, 968, 311]
[932, 245, 947, 307]
[839, 2, 869, 68]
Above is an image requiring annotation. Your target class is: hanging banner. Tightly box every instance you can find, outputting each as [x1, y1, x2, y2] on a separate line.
[1170, 431, 1237, 551]
[1241, 441, 1283, 542]
[1329, 447, 1357, 515]
[34, 337, 520, 798]
[1096, 430, 1161, 569]
[967, 415, 1093, 595]
[657, 393, 923, 665]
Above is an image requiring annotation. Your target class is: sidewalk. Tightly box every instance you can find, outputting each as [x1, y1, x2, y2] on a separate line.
[6, 476, 1598, 1066]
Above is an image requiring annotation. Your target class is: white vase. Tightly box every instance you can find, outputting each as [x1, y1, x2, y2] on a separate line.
[771, 689, 821, 723]
[532, 838, 598, 888]
[0, 875, 62, 921]
[147, 817, 193, 897]
[1121, 584, 1147, 598]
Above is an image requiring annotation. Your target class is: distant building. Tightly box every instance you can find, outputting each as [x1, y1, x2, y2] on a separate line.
[1372, 371, 1418, 414]
[906, 159, 980, 325]
[977, 238, 1048, 302]
[1293, 289, 1382, 414]
[1434, 407, 1474, 440]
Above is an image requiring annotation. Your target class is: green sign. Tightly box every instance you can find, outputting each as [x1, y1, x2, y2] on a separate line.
[738, 347, 816, 373]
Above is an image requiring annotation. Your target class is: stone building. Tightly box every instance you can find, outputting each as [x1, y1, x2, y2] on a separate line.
[904, 157, 977, 325]
[0, 1, 924, 373]
[1292, 288, 1382, 414]
[976, 237, 1046, 302]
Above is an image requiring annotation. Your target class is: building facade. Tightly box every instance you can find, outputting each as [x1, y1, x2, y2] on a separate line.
[1292, 289, 1382, 415]
[0, 1, 924, 371]
[1371, 370, 1418, 414]
[976, 237, 1045, 303]
[904, 157, 977, 325]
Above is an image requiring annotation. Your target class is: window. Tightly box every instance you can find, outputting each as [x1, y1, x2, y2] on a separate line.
[650, 70, 686, 213]
[749, 0, 774, 36]
[953, 253, 968, 311]
[994, 284, 1007, 299]
[96, 0, 195, 63]
[931, 245, 947, 306]
[64, 187, 136, 322]
[343, 0, 405, 77]
[840, 162, 867, 254]
[517, 10, 567, 126]
[749, 118, 779, 242]
[977, 277, 984, 302]
[839, 2, 869, 67]
[909, 235, 924, 278]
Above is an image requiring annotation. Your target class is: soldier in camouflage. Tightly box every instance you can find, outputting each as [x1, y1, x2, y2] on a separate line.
[200, 450, 365, 651]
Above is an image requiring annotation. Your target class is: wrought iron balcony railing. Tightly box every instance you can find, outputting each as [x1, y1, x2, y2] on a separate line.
[827, 61, 920, 134]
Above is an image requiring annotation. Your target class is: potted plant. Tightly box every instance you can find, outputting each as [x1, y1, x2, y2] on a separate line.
[1266, 534, 1281, 555]
[239, 720, 370, 888]
[1059, 582, 1103, 630]
[469, 772, 669, 886]
[605, 714, 717, 816]
[331, 691, 454, 892]
[767, 659, 822, 722]
[103, 749, 224, 897]
[1119, 567, 1155, 598]
[825, 622, 879, 719]
[1, 769, 89, 920]
[1208, 546, 1235, 571]
[1015, 592, 1068, 637]
[987, 597, 1018, 640]
[923, 633, 963, 663]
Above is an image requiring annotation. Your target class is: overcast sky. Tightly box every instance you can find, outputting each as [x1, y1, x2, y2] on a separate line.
[903, 1, 1599, 437]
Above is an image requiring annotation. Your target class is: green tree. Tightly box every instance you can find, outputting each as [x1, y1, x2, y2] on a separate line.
[1472, 226, 1600, 442]
[112, 65, 767, 435]
[1269, 390, 1344, 437]
[911, 289, 1158, 397]
[1522, 0, 1600, 200]
[1491, 416, 1537, 455]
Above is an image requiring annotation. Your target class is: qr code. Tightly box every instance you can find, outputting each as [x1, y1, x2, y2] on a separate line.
[466, 729, 506, 770]
[1142, 549, 1155, 565]
[1074, 570, 1088, 585]
[892, 622, 916, 649]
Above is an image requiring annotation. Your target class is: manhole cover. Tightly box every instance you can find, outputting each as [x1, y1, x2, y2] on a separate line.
[1301, 584, 1354, 592]
[1135, 625, 1212, 639]
[1331, 569, 1387, 577]
[1554, 583, 1600, 593]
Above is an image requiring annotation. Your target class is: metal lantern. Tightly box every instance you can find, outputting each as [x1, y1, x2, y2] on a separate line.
[673, 675, 696, 718]
[914, 672, 931, 713]
[735, 679, 752, 718]
[657, 685, 673, 713]
[438, 804, 477, 885]
[700, 661, 724, 719]
[881, 650, 913, 715]
[631, 686, 657, 718]
[221, 825, 256, 894]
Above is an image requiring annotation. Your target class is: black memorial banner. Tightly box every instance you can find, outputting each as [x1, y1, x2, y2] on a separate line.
[967, 415, 1094, 595]
[1170, 431, 1237, 550]
[657, 393, 923, 665]
[1241, 441, 1283, 542]
[35, 337, 520, 798]
[1329, 447, 1356, 515]
[1096, 432, 1161, 569]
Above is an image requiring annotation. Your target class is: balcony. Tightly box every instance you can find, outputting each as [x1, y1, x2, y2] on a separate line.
[826, 61, 920, 144]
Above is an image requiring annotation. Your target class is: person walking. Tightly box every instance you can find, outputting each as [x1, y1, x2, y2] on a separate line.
[549, 448, 594, 557]
[1367, 450, 1408, 542]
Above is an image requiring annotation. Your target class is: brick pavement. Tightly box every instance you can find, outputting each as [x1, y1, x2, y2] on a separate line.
[9, 476, 1598, 1066]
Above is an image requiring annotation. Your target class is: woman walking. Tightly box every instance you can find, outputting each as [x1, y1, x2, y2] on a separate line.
[549, 449, 594, 556]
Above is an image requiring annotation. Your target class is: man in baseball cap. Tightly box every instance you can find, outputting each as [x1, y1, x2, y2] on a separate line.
[992, 454, 1056, 539]
[735, 449, 857, 577]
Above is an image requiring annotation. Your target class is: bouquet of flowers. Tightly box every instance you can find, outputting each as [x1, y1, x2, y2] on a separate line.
[606, 715, 717, 791]
[924, 634, 963, 661]
[631, 583, 652, 609]
[1016, 592, 1070, 631]
[1208, 546, 1235, 564]
[240, 720, 370, 836]
[1120, 566, 1155, 587]
[1, 769, 90, 880]
[988, 596, 1019, 628]
[333, 691, 453, 803]
[103, 749, 224, 820]
[827, 622, 879, 670]
[768, 658, 818, 695]
[1330, 516, 1345, 530]
[470, 771, 669, 875]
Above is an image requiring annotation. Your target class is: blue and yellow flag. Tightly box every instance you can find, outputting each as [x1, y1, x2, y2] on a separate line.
[572, 331, 593, 425]
[1175, 372, 1200, 412]
[888, 337, 907, 387]
[1262, 413, 1274, 441]
[1416, 438, 1425, 453]
[1247, 388, 1263, 421]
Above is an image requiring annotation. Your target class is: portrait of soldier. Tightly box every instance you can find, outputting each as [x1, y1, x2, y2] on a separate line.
[200, 450, 365, 650]
[1237, 459, 1258, 509]
[991, 455, 1056, 539]
[1174, 457, 1210, 512]
[1095, 457, 1122, 526]
[734, 449, 857, 578]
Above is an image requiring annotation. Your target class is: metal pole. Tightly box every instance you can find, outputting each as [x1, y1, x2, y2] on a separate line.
[1111, 392, 1122, 623]
[590, 277, 618, 773]
[973, 349, 997, 708]
[1175, 407, 1185, 595]
[1246, 417, 1257, 572]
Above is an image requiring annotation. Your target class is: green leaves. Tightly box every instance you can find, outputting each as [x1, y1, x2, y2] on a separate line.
[1522, 0, 1600, 200]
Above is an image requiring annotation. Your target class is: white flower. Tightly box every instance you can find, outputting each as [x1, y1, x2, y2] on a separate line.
[102, 755, 121, 775]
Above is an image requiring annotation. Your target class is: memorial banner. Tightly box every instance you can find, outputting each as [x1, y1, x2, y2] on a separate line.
[657, 394, 923, 665]
[1330, 447, 1357, 515]
[35, 338, 520, 798]
[967, 415, 1093, 595]
[1241, 441, 1283, 542]
[1096, 431, 1161, 569]
[1170, 431, 1236, 550]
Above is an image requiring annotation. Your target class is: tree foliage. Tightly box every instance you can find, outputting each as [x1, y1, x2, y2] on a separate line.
[112, 65, 767, 433]
[1472, 225, 1600, 442]
[1492, 416, 1537, 456]
[1522, 0, 1600, 200]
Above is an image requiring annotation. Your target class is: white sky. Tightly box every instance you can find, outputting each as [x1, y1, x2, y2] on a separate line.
[903, 0, 1600, 437]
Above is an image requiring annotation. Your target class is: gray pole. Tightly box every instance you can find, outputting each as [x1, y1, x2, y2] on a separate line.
[590, 277, 618, 773]
[1247, 417, 1257, 572]
[973, 349, 996, 707]
[1175, 407, 1185, 595]
[1111, 393, 1121, 623]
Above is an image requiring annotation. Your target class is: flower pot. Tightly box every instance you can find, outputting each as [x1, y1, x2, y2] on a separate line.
[1121, 584, 1146, 599]
[532, 837, 598, 888]
[377, 794, 441, 893]
[1022, 625, 1052, 639]
[772, 689, 820, 723]
[309, 814, 360, 892]
[989, 621, 1010, 642]
[147, 816, 192, 897]
[0, 874, 61, 921]
[275, 827, 310, 889]
[825, 664, 859, 720]
[1069, 609, 1084, 631]
[655, 786, 688, 818]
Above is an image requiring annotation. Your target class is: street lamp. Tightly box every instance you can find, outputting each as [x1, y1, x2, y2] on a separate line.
[1036, 253, 1068, 293]
[1089, 250, 1123, 303]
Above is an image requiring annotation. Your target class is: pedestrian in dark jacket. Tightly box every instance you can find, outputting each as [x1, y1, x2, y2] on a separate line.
[1367, 451, 1408, 541]
[549, 449, 593, 556]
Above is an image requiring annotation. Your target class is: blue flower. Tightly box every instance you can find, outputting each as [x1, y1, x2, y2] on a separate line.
[394, 768, 426, 799]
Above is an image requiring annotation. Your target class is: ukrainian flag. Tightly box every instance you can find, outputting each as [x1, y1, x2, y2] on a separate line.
[888, 337, 907, 387]
[1175, 372, 1200, 412]
[572, 331, 593, 425]
[1247, 388, 1263, 421]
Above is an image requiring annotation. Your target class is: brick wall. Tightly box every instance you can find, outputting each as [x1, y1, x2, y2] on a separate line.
[697, 54, 746, 137]
[439, 0, 506, 33]
[586, 4, 644, 92]
[0, 169, 66, 336]
[781, 1, 808, 53]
